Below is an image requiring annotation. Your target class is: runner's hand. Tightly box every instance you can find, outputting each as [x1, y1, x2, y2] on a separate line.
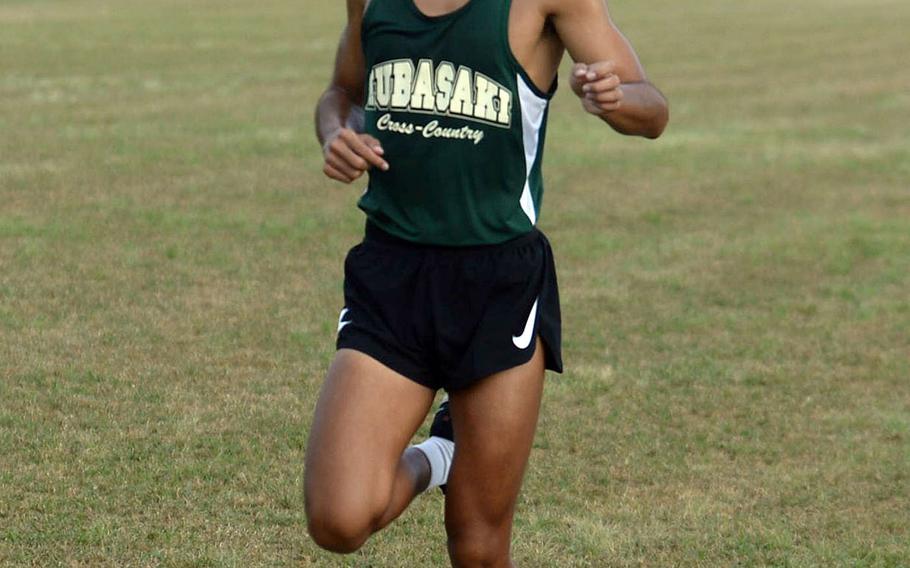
[322, 128, 389, 183]
[571, 61, 623, 117]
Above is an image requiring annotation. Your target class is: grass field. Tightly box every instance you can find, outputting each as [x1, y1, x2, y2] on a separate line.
[2, 0, 909, 565]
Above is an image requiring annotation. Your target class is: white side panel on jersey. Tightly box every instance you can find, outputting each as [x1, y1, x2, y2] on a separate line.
[517, 74, 548, 226]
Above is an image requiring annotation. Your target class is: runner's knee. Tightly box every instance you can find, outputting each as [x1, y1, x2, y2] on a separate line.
[446, 519, 512, 567]
[305, 501, 375, 553]
[305, 487, 388, 553]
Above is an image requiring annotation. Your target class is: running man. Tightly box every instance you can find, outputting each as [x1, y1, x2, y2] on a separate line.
[306, 0, 668, 565]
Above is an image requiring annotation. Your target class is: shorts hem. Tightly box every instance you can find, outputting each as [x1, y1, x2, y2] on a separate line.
[337, 333, 438, 391]
[444, 334, 563, 392]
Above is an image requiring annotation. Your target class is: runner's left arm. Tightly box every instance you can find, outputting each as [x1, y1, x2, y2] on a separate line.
[546, 0, 669, 138]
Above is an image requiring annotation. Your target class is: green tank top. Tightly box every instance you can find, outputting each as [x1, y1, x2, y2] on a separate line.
[358, 0, 556, 246]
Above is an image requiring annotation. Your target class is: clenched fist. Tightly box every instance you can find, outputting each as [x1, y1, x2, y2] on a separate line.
[322, 128, 390, 183]
[570, 61, 623, 117]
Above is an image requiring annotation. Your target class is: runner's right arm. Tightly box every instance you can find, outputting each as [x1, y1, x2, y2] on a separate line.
[315, 0, 389, 183]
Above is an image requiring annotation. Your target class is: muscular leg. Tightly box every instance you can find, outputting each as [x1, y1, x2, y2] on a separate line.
[304, 349, 436, 553]
[445, 337, 546, 568]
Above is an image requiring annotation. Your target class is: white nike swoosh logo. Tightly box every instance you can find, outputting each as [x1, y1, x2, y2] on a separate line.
[337, 308, 352, 334]
[512, 298, 539, 350]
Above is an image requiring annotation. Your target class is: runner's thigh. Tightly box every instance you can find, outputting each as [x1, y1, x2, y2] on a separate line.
[444, 337, 546, 539]
[305, 349, 435, 522]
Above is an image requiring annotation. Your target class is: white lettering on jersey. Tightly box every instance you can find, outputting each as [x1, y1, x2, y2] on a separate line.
[366, 59, 512, 128]
[375, 113, 484, 145]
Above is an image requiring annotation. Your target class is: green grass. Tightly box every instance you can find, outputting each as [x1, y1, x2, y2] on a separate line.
[1, 0, 908, 565]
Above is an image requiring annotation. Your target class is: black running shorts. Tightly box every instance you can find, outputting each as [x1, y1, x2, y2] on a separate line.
[336, 221, 563, 391]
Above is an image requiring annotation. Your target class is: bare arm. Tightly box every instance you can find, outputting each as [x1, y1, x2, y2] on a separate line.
[315, 0, 389, 183]
[546, 0, 668, 138]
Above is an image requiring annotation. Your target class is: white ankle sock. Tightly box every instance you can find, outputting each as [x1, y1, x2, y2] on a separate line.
[413, 436, 455, 491]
